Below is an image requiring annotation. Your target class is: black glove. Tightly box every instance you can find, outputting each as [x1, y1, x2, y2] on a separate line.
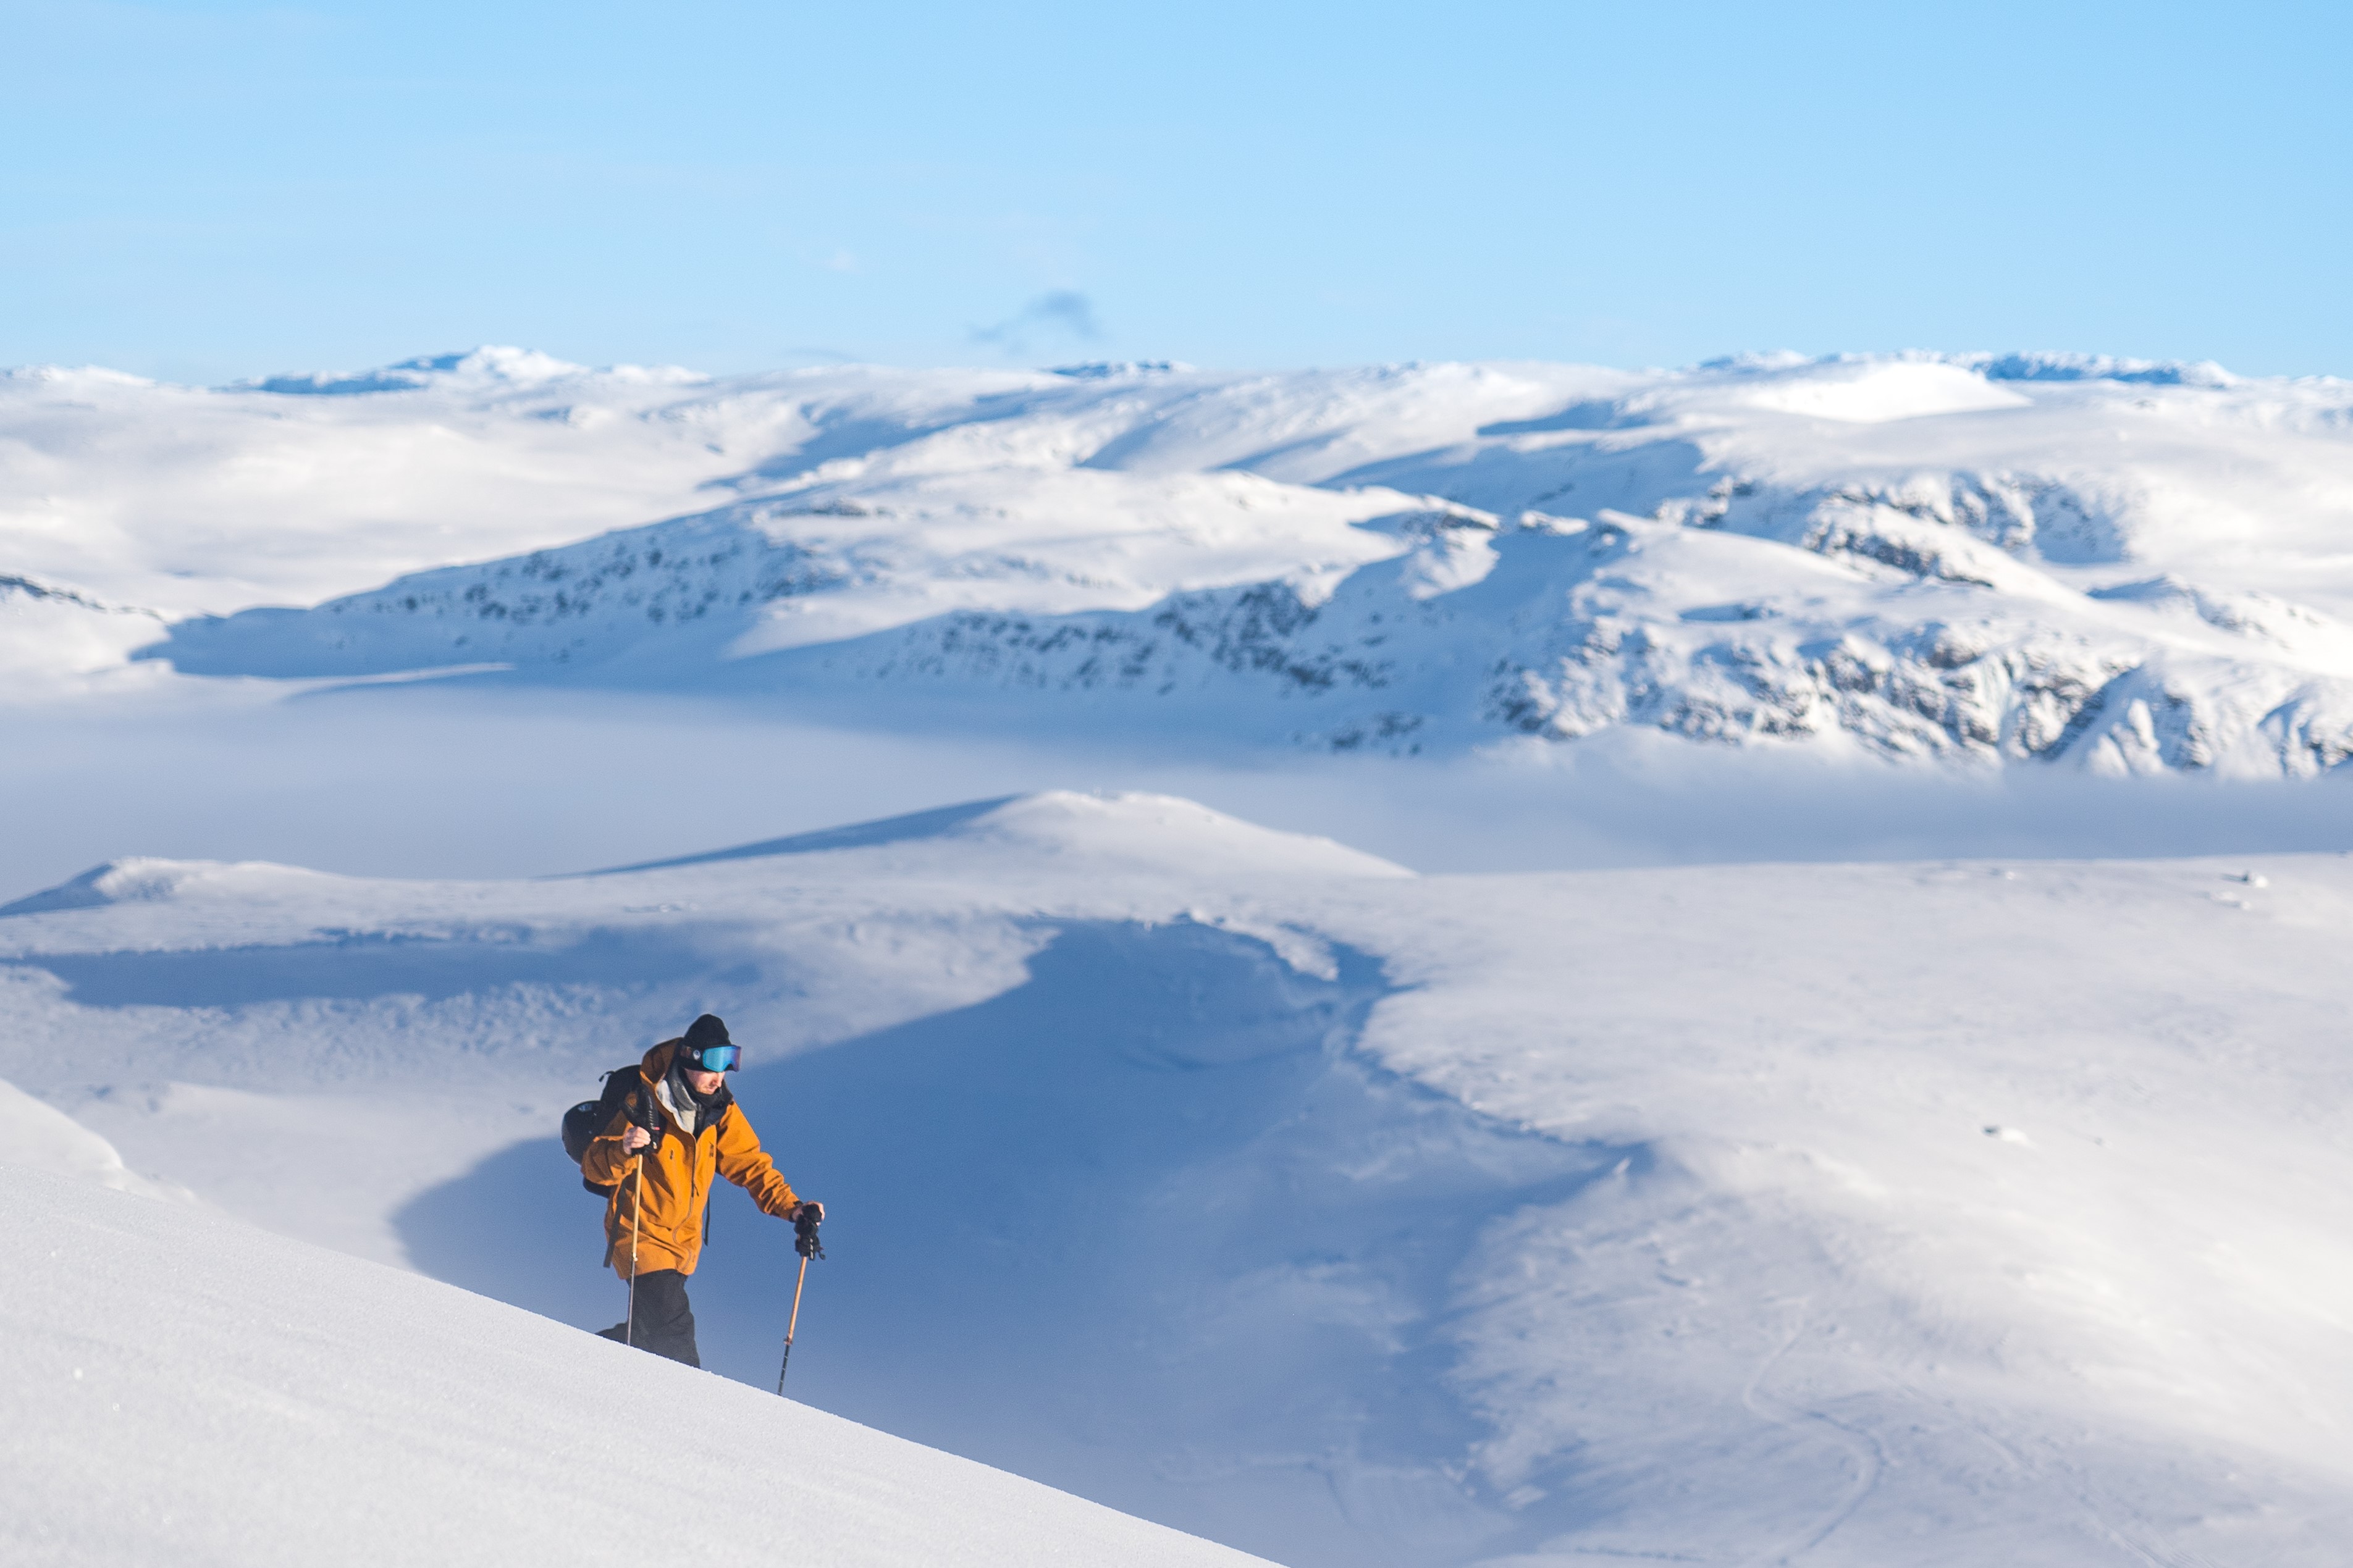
[629, 1090, 664, 1149]
[793, 1202, 825, 1260]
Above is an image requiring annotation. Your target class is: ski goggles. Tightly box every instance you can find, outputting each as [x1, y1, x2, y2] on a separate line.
[679, 1042, 739, 1072]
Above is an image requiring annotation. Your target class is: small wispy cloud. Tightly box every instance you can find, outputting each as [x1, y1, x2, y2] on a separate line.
[970, 290, 1103, 355]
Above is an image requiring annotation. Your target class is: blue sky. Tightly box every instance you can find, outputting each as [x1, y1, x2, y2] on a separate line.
[5, 0, 2346, 382]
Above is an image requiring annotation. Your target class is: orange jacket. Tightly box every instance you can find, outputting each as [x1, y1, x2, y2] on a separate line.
[583, 1041, 801, 1279]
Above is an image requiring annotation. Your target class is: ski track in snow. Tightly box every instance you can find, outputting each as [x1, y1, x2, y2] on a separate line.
[1735, 1312, 1884, 1567]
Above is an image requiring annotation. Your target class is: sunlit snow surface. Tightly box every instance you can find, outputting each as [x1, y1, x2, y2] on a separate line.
[9, 348, 2353, 1562]
[1, 1161, 1274, 1568]
[5, 792, 2349, 1567]
[12, 349, 2353, 773]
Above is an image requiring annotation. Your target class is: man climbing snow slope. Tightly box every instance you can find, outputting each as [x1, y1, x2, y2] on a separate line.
[585, 1013, 823, 1365]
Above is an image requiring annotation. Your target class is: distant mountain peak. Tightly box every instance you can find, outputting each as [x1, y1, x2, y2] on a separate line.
[229, 345, 702, 396]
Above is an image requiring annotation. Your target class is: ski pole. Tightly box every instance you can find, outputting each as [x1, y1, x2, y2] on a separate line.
[623, 1101, 663, 1349]
[626, 1157, 643, 1347]
[775, 1207, 825, 1394]
[775, 1255, 809, 1393]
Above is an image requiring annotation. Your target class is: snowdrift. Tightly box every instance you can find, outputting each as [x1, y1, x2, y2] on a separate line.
[4, 790, 2351, 1566]
[0, 1073, 183, 1200]
[10, 350, 2353, 773]
[0, 1162, 1271, 1568]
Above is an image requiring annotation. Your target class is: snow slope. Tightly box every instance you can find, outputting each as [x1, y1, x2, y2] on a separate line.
[12, 349, 2353, 773]
[1, 1162, 1272, 1568]
[4, 790, 2349, 1566]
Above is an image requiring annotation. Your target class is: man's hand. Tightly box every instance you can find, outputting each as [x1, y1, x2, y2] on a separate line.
[791, 1199, 826, 1260]
[620, 1125, 653, 1156]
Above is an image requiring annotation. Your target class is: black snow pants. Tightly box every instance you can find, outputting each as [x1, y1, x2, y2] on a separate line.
[597, 1269, 701, 1366]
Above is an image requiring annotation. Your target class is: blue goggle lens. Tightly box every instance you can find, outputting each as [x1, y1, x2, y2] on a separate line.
[686, 1044, 739, 1071]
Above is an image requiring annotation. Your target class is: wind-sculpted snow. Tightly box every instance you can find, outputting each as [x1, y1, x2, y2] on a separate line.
[12, 346, 2353, 772]
[2, 791, 2350, 1566]
[0, 1075, 183, 1200]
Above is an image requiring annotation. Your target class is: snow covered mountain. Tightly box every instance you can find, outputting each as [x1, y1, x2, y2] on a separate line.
[11, 348, 2353, 774]
[6, 790, 2349, 1566]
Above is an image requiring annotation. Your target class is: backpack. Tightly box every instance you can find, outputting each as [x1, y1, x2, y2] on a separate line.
[561, 1067, 662, 1199]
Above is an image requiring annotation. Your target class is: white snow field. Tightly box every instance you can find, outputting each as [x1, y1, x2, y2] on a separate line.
[1, 1160, 1275, 1568]
[4, 791, 2350, 1567]
[9, 348, 2353, 774]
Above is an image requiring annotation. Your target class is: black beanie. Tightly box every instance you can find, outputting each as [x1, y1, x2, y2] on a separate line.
[684, 1013, 731, 1049]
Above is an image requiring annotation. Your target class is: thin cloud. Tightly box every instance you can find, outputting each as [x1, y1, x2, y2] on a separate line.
[970, 290, 1103, 355]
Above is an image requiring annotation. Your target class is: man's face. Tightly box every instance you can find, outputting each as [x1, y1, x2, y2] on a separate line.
[683, 1065, 725, 1095]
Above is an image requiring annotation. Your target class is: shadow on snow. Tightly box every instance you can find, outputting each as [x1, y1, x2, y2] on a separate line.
[4, 926, 751, 1008]
[394, 921, 1615, 1568]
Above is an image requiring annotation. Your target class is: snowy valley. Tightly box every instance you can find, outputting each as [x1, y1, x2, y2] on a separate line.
[6, 792, 2352, 1566]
